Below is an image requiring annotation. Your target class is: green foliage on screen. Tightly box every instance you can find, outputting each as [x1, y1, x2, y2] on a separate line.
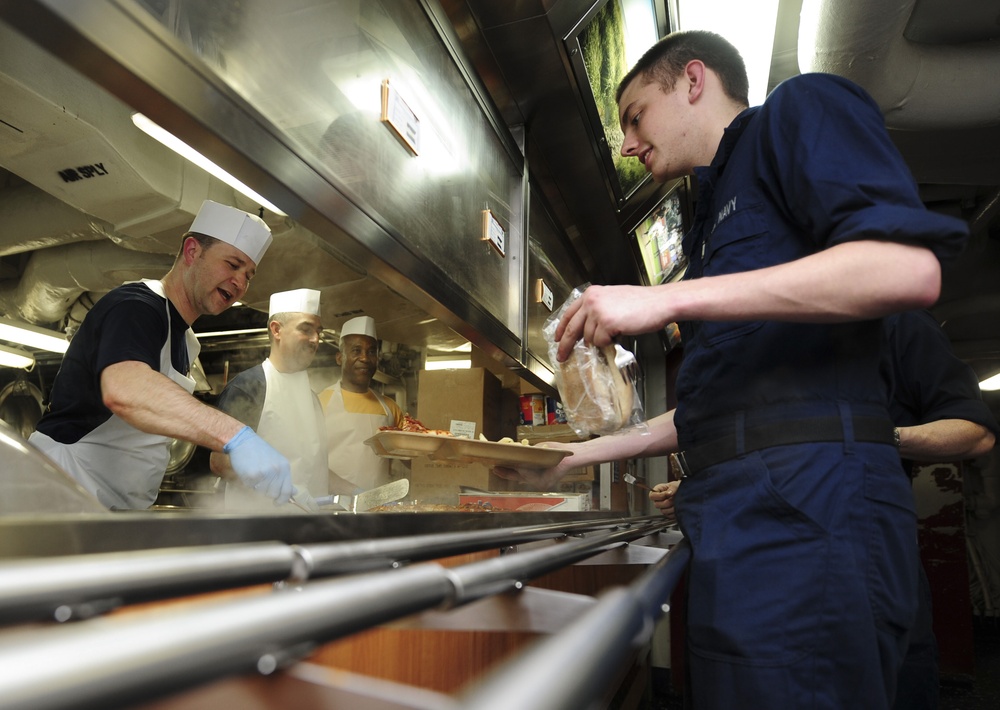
[580, 0, 647, 197]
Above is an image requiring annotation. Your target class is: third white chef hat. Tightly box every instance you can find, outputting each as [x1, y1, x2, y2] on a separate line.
[189, 200, 273, 265]
[268, 288, 321, 317]
[340, 315, 377, 342]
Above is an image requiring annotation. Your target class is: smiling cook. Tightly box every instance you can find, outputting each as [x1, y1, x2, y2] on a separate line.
[29, 200, 294, 511]
[319, 316, 404, 492]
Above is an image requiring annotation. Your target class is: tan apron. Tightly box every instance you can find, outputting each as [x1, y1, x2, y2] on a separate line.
[323, 381, 393, 491]
[29, 280, 199, 510]
[225, 358, 328, 510]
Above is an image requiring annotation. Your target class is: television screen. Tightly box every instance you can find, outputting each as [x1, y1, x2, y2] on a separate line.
[633, 188, 687, 285]
[579, 1, 645, 198]
[575, 0, 660, 203]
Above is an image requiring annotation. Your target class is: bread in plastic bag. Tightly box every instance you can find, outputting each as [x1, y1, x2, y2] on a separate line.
[544, 285, 647, 438]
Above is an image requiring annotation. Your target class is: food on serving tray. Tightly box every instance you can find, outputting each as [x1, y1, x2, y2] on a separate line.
[379, 413, 452, 436]
[478, 434, 530, 445]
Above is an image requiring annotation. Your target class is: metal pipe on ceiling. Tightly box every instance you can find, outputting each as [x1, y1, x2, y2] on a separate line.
[798, 0, 1000, 130]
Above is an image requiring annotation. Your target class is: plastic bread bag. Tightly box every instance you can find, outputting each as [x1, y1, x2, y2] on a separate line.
[544, 285, 648, 438]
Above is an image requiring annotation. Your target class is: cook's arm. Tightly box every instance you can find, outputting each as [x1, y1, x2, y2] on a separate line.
[102, 361, 243, 448]
[898, 419, 995, 461]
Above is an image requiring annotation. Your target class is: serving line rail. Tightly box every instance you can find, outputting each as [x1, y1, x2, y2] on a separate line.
[0, 518, 678, 710]
[0, 517, 660, 624]
[461, 537, 691, 710]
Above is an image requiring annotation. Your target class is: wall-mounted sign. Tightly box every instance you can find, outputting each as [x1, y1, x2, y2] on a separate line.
[481, 209, 505, 256]
[535, 279, 554, 311]
[380, 79, 420, 155]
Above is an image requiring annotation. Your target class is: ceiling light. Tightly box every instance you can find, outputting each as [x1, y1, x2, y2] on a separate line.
[676, 0, 781, 106]
[131, 113, 286, 216]
[0, 344, 35, 369]
[425, 356, 471, 371]
[980, 373, 1000, 392]
[195, 327, 269, 339]
[0, 317, 68, 354]
[429, 342, 473, 354]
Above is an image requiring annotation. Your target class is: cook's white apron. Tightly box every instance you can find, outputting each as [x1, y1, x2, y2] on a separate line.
[225, 358, 328, 510]
[323, 381, 393, 491]
[29, 280, 199, 510]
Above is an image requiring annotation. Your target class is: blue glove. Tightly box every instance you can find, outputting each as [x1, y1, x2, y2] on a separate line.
[223, 426, 294, 505]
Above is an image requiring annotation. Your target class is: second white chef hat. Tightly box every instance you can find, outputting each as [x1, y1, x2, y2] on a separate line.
[268, 288, 321, 317]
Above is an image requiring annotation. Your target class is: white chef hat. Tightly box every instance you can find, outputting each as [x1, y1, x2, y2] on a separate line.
[268, 288, 321, 317]
[189, 200, 273, 265]
[340, 315, 377, 342]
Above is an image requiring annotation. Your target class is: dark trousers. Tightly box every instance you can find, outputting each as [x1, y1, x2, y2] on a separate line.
[893, 564, 940, 709]
[676, 440, 918, 709]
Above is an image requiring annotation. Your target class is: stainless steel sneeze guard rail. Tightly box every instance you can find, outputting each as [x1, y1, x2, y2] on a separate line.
[0, 517, 653, 624]
[0, 518, 683, 710]
[461, 537, 691, 710]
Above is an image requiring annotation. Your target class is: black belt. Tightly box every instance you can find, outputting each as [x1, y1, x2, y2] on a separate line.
[672, 415, 896, 477]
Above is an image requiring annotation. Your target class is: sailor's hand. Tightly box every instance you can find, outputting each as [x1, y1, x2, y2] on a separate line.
[555, 284, 669, 362]
[491, 441, 577, 490]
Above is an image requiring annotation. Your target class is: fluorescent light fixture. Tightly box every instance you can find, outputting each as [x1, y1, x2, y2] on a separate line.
[677, 0, 781, 106]
[0, 344, 35, 369]
[195, 327, 269, 339]
[980, 373, 1000, 392]
[425, 357, 471, 371]
[131, 113, 286, 216]
[0, 317, 68, 354]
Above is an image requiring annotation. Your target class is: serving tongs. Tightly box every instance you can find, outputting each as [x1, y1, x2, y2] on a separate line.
[623, 472, 652, 491]
[625, 473, 679, 529]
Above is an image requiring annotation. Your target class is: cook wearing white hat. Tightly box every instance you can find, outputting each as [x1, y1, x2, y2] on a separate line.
[269, 288, 322, 318]
[29, 200, 292, 511]
[212, 286, 338, 511]
[339, 315, 377, 341]
[266, 288, 323, 375]
[319, 314, 405, 492]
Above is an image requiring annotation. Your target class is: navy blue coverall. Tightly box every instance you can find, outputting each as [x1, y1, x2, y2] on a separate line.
[671, 73, 968, 709]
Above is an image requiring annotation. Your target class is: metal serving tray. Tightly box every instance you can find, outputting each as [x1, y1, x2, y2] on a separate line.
[364, 431, 571, 469]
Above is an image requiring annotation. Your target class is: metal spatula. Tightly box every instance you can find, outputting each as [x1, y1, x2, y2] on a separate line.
[314, 478, 410, 512]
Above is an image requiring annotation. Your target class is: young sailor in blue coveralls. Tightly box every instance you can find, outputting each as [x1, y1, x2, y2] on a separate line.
[497, 31, 969, 709]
